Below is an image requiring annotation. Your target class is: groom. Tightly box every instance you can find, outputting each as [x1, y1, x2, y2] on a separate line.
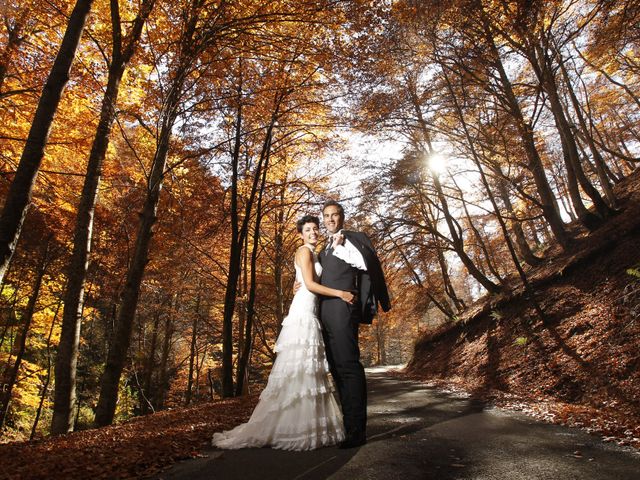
[318, 200, 391, 448]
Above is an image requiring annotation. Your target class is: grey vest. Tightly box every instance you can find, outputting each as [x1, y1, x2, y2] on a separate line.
[319, 247, 357, 291]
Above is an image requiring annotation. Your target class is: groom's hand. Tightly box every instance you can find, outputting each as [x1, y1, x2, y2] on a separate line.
[293, 280, 301, 294]
[331, 232, 344, 249]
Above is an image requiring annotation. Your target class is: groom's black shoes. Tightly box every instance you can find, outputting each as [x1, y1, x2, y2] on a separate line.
[339, 434, 366, 449]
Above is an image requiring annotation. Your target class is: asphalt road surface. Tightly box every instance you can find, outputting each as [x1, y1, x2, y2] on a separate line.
[153, 366, 640, 480]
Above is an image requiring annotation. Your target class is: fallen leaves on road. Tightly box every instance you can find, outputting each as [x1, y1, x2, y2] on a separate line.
[397, 370, 640, 451]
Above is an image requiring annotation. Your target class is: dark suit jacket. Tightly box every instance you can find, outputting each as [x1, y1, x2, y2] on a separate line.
[341, 230, 391, 324]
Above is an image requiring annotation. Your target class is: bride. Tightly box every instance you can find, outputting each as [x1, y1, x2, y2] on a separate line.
[212, 215, 355, 450]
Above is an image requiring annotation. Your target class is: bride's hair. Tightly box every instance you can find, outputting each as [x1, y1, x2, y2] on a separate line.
[296, 215, 320, 232]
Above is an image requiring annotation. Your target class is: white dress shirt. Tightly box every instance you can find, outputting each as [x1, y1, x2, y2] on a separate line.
[330, 230, 367, 271]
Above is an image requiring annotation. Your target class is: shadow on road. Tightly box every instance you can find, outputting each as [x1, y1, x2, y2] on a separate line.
[153, 367, 640, 480]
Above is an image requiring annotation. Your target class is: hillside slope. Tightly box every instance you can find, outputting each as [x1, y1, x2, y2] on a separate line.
[406, 171, 640, 449]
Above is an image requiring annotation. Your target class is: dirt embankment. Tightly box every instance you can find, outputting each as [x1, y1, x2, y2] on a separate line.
[405, 171, 640, 449]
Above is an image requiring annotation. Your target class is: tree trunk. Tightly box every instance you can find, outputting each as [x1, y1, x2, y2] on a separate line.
[0, 239, 50, 429]
[235, 235, 249, 391]
[185, 291, 201, 406]
[481, 18, 571, 249]
[406, 63, 500, 293]
[431, 172, 501, 294]
[222, 81, 282, 397]
[94, 61, 187, 425]
[555, 49, 617, 208]
[31, 299, 61, 440]
[443, 66, 539, 310]
[221, 70, 244, 397]
[0, 288, 19, 353]
[154, 310, 174, 411]
[235, 136, 271, 396]
[91, 0, 209, 420]
[559, 135, 599, 226]
[432, 232, 465, 311]
[0, 0, 94, 286]
[391, 234, 456, 319]
[52, 0, 154, 435]
[456, 181, 505, 285]
[141, 309, 161, 414]
[495, 175, 543, 266]
[553, 168, 578, 221]
[273, 183, 286, 334]
[531, 43, 612, 226]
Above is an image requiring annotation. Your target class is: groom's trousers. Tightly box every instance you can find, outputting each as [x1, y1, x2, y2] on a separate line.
[320, 297, 367, 437]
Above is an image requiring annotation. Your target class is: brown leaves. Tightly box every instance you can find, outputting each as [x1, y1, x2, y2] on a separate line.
[0, 395, 258, 480]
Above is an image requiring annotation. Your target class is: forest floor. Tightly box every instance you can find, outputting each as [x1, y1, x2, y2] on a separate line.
[0, 395, 258, 479]
[406, 169, 640, 452]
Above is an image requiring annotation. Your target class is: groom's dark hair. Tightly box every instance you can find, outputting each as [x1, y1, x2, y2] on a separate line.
[296, 215, 320, 232]
[322, 199, 344, 217]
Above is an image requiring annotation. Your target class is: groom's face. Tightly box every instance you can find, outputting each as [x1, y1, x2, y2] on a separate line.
[323, 205, 344, 234]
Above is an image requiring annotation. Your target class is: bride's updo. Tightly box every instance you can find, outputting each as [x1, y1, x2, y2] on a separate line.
[296, 215, 320, 232]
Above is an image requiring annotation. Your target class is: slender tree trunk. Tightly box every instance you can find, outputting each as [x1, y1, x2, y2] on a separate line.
[222, 84, 282, 397]
[431, 172, 501, 294]
[391, 235, 456, 318]
[559, 139, 596, 224]
[185, 291, 201, 406]
[0, 0, 94, 286]
[531, 43, 612, 226]
[236, 138, 271, 396]
[0, 239, 50, 429]
[555, 49, 617, 207]
[94, 62, 188, 425]
[141, 309, 161, 414]
[273, 182, 286, 334]
[527, 219, 542, 247]
[443, 67, 539, 311]
[553, 169, 578, 221]
[432, 232, 465, 311]
[235, 236, 249, 390]
[0, 290, 19, 353]
[31, 299, 61, 440]
[407, 63, 500, 293]
[207, 369, 215, 399]
[52, 0, 154, 435]
[195, 346, 207, 399]
[154, 310, 174, 410]
[221, 69, 244, 397]
[456, 182, 505, 285]
[481, 21, 571, 249]
[495, 175, 543, 266]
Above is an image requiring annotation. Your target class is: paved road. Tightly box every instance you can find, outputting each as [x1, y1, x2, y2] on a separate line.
[153, 367, 640, 480]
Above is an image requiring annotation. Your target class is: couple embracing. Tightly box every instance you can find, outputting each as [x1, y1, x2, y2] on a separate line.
[212, 200, 391, 450]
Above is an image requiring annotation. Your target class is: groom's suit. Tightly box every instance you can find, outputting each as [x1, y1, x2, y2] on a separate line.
[319, 230, 391, 441]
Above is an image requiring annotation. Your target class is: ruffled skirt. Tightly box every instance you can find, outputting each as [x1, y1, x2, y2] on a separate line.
[212, 297, 345, 450]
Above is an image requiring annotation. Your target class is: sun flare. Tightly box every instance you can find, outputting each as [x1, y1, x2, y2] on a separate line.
[427, 153, 447, 174]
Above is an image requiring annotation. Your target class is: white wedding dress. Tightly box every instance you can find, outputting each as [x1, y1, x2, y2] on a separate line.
[212, 245, 345, 450]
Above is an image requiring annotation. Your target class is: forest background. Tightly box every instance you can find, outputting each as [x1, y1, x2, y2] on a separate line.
[0, 0, 638, 443]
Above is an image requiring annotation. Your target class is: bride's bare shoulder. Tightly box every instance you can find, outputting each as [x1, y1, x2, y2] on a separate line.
[295, 245, 314, 263]
[295, 245, 313, 256]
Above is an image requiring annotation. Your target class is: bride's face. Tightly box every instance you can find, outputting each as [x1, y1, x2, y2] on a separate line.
[299, 222, 319, 246]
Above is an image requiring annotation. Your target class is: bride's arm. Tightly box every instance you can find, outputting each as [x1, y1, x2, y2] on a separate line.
[295, 247, 355, 303]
